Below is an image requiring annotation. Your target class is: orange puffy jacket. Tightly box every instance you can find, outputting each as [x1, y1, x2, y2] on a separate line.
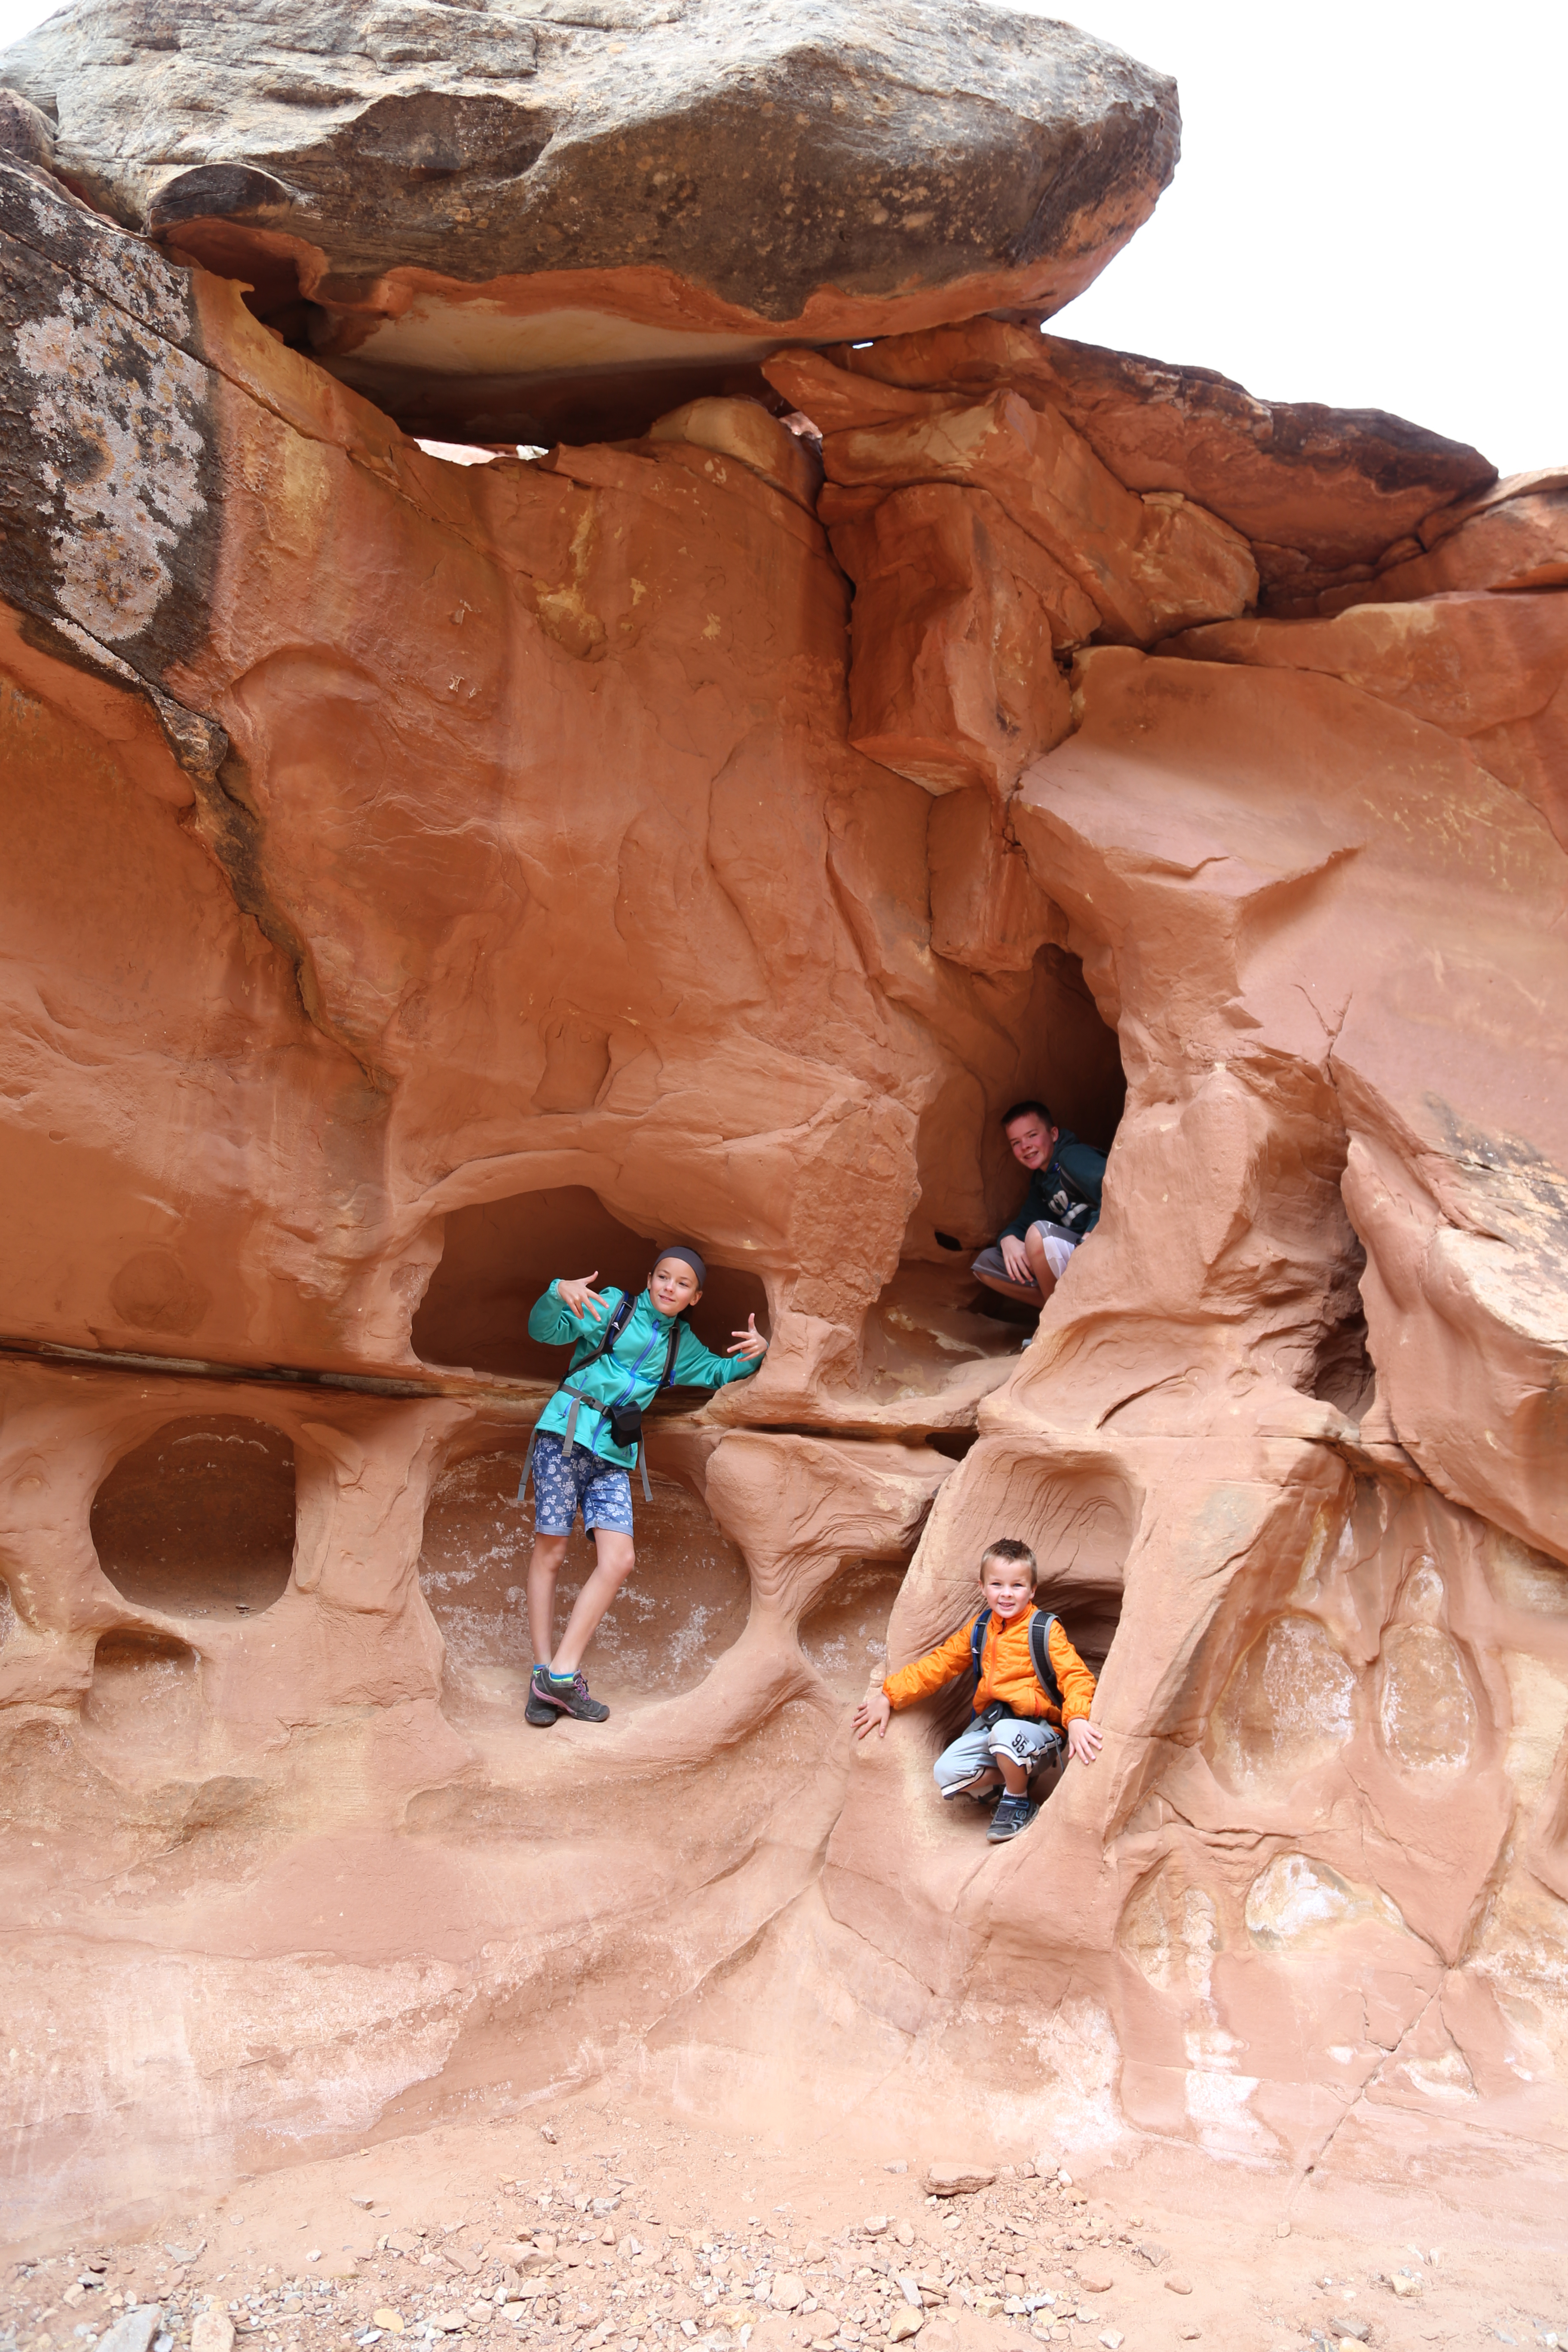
[882, 1602, 1096, 1727]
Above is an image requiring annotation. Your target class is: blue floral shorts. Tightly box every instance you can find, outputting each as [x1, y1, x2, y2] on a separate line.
[530, 1430, 634, 1537]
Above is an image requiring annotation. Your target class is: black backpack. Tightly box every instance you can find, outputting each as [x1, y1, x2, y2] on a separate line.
[515, 1292, 684, 1506]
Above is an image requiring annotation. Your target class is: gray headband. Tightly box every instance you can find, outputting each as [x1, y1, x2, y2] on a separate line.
[653, 1241, 706, 1286]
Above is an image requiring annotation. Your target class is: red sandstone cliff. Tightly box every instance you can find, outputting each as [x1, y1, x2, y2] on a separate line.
[0, 3, 1565, 2240]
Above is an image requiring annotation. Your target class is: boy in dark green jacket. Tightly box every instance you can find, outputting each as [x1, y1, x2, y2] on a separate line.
[521, 1243, 766, 1726]
[972, 1099, 1107, 1313]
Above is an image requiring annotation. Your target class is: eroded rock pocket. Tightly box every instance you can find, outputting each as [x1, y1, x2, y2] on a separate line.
[412, 1184, 767, 1381]
[90, 1415, 296, 1619]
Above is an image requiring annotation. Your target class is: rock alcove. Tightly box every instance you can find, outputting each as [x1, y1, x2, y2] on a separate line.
[91, 1415, 298, 1619]
[0, 0, 1566, 2243]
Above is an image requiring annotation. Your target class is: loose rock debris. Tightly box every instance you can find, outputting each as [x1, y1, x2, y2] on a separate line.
[4, 2108, 1564, 2352]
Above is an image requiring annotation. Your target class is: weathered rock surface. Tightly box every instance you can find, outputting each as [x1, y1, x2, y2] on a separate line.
[0, 0, 1179, 443]
[770, 340, 1256, 796]
[810, 315, 1497, 608]
[1317, 473, 1568, 609]
[1164, 591, 1568, 849]
[2, 20, 1568, 2260]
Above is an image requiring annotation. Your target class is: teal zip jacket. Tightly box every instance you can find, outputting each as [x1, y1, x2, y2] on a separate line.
[527, 1282, 760, 1468]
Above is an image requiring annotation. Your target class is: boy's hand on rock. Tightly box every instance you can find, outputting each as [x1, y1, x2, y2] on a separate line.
[853, 1691, 892, 1741]
[558, 1271, 608, 1321]
[726, 1313, 769, 1360]
[1067, 1717, 1102, 1764]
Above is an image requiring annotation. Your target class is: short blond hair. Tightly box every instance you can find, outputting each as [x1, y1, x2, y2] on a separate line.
[980, 1537, 1038, 1584]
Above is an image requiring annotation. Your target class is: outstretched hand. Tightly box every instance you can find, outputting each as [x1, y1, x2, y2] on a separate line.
[726, 1312, 769, 1360]
[1067, 1717, 1102, 1765]
[557, 1271, 609, 1322]
[854, 1690, 892, 1742]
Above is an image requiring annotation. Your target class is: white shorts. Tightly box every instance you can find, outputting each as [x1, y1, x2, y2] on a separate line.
[933, 1711, 1062, 1790]
[971, 1221, 1082, 1290]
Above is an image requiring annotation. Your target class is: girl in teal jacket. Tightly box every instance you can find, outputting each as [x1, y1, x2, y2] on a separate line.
[520, 1242, 766, 1727]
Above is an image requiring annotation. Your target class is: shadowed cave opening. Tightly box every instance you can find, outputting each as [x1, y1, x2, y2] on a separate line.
[925, 1572, 1124, 1798]
[412, 1185, 769, 1383]
[910, 939, 1128, 1338]
[90, 1417, 297, 1620]
[201, 243, 794, 449]
[418, 1445, 752, 1715]
[922, 1456, 1130, 1792]
[1017, 943, 1127, 1161]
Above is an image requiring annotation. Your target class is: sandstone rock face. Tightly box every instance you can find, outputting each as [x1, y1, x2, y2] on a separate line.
[2, 34, 1568, 2248]
[817, 316, 1498, 609]
[0, 0, 1178, 444]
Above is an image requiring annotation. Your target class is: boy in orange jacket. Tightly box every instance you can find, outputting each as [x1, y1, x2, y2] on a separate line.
[853, 1537, 1101, 1842]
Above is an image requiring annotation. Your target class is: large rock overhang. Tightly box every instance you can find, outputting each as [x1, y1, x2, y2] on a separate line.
[0, 0, 1179, 444]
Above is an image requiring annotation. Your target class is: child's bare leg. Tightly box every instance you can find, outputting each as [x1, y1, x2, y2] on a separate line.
[550, 1528, 636, 1677]
[1023, 1224, 1060, 1306]
[995, 1752, 1029, 1795]
[527, 1532, 570, 1663]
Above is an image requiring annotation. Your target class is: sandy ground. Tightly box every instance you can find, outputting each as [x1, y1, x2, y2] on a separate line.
[6, 2067, 1564, 2352]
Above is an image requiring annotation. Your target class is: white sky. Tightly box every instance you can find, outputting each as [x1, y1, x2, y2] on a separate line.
[1048, 0, 1566, 476]
[1, 0, 1562, 475]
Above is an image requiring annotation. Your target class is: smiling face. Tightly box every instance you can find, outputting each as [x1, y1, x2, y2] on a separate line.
[980, 1553, 1036, 1621]
[649, 1256, 704, 1318]
[1005, 1111, 1059, 1172]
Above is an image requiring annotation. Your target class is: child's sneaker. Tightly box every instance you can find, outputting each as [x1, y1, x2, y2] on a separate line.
[524, 1671, 560, 1728]
[986, 1792, 1038, 1843]
[529, 1666, 610, 1724]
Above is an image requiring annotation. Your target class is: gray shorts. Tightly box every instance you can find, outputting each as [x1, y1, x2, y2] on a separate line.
[934, 1711, 1062, 1790]
[972, 1220, 1082, 1290]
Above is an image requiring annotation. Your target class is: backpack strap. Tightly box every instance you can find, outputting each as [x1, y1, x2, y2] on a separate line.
[1047, 1155, 1097, 1210]
[629, 1314, 685, 1503]
[970, 1608, 992, 1693]
[514, 1418, 541, 1507]
[514, 1291, 634, 1506]
[571, 1289, 635, 1375]
[1041, 1152, 1099, 1234]
[1028, 1609, 1066, 1713]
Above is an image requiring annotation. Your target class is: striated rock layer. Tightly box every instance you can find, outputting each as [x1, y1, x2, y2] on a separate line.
[1, 13, 1567, 2251]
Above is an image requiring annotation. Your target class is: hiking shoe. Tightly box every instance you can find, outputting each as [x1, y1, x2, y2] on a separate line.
[524, 1672, 559, 1728]
[529, 1667, 610, 1724]
[942, 1767, 1001, 1801]
[986, 1793, 1039, 1843]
